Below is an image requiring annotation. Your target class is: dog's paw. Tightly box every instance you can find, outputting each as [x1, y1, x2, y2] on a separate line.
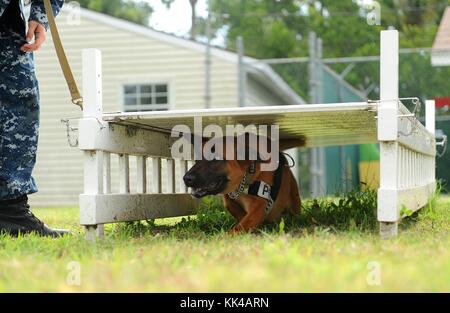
[228, 225, 242, 235]
[228, 223, 251, 235]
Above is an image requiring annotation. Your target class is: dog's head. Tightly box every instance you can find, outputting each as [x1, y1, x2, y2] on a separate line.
[183, 134, 266, 198]
[182, 132, 305, 198]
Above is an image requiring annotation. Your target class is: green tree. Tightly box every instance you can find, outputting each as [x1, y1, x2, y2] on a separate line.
[205, 0, 450, 100]
[72, 0, 154, 25]
[210, 0, 448, 57]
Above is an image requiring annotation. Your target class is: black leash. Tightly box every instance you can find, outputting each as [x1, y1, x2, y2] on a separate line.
[281, 152, 296, 168]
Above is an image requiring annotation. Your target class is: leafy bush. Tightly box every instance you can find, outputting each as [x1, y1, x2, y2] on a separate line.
[174, 196, 235, 234]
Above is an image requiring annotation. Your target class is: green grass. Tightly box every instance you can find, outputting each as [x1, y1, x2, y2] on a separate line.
[0, 191, 449, 292]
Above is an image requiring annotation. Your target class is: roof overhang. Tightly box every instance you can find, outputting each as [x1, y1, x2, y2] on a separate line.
[432, 7, 450, 67]
[431, 49, 450, 66]
[245, 62, 306, 105]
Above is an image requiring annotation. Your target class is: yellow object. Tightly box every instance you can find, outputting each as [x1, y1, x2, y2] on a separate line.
[43, 0, 83, 109]
[359, 161, 380, 190]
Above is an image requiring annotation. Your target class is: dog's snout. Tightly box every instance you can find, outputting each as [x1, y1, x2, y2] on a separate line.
[183, 172, 196, 186]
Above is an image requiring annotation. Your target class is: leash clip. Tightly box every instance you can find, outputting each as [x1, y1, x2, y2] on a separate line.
[72, 98, 84, 110]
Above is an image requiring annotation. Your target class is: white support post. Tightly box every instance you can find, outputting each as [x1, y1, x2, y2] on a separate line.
[82, 49, 103, 119]
[179, 160, 188, 193]
[81, 48, 104, 240]
[137, 156, 147, 194]
[426, 100, 436, 136]
[167, 159, 176, 193]
[119, 154, 130, 194]
[152, 157, 162, 193]
[83, 150, 104, 195]
[377, 30, 399, 239]
[378, 30, 399, 141]
[426, 100, 436, 186]
[103, 152, 111, 194]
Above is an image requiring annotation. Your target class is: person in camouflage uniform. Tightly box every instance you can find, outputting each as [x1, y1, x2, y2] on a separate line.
[0, 0, 68, 237]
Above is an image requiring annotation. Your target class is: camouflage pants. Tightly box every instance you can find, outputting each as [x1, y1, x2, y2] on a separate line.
[0, 25, 40, 200]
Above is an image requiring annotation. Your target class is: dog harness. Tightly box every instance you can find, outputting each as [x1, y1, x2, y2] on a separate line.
[227, 153, 286, 214]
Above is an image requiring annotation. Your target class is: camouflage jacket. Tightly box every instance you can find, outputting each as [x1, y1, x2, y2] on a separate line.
[0, 0, 64, 30]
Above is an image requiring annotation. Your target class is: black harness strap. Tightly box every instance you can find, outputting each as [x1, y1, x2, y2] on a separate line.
[247, 153, 286, 213]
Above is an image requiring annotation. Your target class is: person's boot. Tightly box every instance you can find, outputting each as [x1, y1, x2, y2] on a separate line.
[0, 195, 70, 237]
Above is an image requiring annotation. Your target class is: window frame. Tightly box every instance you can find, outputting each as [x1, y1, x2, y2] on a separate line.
[120, 79, 173, 112]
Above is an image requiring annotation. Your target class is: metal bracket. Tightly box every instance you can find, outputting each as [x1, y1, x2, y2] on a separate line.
[369, 97, 422, 114]
[61, 118, 79, 148]
[372, 97, 423, 137]
[437, 134, 447, 158]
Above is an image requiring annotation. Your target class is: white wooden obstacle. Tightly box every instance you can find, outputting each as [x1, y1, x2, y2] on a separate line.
[377, 31, 436, 238]
[78, 30, 436, 239]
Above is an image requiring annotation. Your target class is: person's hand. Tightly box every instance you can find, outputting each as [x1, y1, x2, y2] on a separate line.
[20, 21, 47, 53]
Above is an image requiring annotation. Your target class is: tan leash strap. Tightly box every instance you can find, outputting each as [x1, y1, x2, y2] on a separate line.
[43, 0, 83, 109]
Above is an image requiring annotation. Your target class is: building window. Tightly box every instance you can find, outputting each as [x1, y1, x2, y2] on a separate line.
[123, 83, 169, 112]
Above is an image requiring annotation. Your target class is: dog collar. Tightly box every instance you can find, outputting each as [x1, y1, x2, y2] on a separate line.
[227, 162, 256, 200]
[227, 171, 247, 200]
[227, 154, 286, 214]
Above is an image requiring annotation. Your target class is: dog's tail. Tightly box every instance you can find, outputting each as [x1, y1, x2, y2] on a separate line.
[280, 137, 306, 151]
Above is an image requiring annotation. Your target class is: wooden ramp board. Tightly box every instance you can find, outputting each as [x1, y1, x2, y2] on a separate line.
[102, 102, 378, 147]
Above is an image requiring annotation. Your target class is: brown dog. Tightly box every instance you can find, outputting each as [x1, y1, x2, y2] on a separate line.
[183, 135, 304, 233]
